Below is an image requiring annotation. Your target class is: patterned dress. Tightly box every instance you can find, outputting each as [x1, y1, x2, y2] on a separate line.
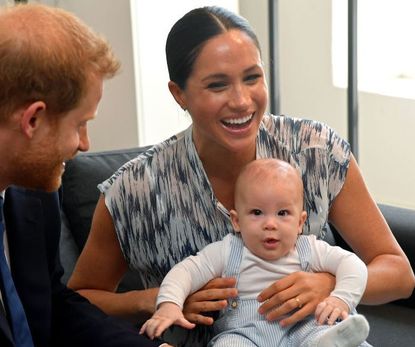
[98, 114, 351, 346]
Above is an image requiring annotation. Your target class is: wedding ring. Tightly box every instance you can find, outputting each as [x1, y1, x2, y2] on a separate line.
[295, 297, 303, 309]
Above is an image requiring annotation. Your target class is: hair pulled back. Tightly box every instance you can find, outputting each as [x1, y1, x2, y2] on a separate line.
[166, 6, 260, 89]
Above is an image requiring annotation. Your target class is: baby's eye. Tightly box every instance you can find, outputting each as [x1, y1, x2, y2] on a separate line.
[278, 210, 289, 216]
[250, 209, 262, 216]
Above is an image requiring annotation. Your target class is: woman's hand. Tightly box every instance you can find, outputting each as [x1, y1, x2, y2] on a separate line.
[257, 271, 335, 327]
[182, 277, 238, 326]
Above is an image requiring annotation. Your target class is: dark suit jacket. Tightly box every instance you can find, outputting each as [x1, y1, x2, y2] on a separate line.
[0, 186, 160, 347]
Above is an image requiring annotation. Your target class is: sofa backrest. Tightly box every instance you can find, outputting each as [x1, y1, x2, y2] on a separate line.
[61, 146, 150, 290]
[62, 147, 150, 250]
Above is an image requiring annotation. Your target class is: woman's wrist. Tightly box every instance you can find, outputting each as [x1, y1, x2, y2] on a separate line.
[130, 287, 160, 320]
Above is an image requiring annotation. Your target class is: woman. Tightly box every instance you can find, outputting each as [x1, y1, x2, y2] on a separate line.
[68, 6, 414, 347]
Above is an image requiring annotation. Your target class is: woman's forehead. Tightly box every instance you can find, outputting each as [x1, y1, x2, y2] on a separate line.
[192, 30, 262, 76]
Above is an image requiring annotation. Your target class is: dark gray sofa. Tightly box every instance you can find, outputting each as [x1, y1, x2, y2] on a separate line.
[60, 147, 415, 346]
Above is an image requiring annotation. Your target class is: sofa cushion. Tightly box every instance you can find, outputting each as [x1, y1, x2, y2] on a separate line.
[358, 303, 415, 345]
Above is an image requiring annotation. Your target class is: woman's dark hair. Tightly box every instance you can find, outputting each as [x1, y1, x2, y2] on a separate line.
[166, 6, 261, 89]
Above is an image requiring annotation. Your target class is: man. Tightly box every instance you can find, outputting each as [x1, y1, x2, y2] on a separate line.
[0, 4, 168, 347]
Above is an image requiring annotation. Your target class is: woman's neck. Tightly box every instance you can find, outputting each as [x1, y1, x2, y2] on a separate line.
[197, 143, 256, 211]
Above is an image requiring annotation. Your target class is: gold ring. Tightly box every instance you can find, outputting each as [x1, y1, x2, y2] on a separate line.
[295, 297, 303, 309]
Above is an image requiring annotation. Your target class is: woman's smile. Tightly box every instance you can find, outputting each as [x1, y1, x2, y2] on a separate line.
[221, 113, 255, 132]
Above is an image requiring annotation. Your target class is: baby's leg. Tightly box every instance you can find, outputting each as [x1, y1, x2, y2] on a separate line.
[209, 333, 257, 347]
[315, 314, 370, 347]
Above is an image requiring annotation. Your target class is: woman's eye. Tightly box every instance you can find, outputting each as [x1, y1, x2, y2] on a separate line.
[207, 81, 226, 90]
[251, 209, 262, 216]
[244, 74, 261, 83]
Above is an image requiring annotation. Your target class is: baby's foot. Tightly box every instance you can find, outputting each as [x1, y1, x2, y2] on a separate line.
[316, 314, 369, 347]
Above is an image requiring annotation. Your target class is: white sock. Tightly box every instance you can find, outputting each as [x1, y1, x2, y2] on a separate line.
[316, 314, 370, 347]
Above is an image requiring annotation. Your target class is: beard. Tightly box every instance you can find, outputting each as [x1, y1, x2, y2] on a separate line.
[12, 136, 68, 192]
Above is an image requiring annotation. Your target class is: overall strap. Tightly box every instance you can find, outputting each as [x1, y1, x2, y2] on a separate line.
[224, 234, 244, 286]
[296, 235, 312, 272]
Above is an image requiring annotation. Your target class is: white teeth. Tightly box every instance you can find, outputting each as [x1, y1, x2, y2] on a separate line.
[225, 114, 253, 125]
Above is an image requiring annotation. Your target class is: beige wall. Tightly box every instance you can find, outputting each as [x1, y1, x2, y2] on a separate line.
[57, 0, 139, 151]
[277, 0, 415, 209]
[240, 0, 270, 90]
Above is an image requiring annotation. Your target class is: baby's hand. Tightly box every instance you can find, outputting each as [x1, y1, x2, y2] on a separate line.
[315, 296, 349, 325]
[139, 302, 195, 339]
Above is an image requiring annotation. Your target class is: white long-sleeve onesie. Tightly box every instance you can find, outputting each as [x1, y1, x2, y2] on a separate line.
[157, 234, 367, 312]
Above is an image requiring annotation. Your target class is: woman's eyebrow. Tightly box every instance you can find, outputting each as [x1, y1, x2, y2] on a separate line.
[201, 65, 262, 82]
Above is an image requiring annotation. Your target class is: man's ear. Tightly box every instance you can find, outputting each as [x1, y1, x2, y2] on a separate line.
[20, 101, 46, 139]
[230, 209, 241, 233]
[298, 211, 307, 235]
[168, 81, 187, 110]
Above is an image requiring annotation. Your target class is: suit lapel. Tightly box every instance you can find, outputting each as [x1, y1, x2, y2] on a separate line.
[4, 187, 52, 346]
[4, 187, 47, 284]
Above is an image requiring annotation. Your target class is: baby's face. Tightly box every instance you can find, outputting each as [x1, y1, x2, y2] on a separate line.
[230, 175, 306, 261]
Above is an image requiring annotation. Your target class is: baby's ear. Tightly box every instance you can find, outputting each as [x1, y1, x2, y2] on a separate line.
[298, 211, 307, 235]
[230, 210, 241, 232]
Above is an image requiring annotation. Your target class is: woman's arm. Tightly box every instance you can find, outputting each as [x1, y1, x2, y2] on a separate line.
[329, 155, 415, 304]
[68, 195, 158, 322]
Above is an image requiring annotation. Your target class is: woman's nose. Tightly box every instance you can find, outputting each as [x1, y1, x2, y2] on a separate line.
[228, 84, 250, 110]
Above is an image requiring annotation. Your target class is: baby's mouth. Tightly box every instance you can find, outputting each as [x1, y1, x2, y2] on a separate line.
[263, 237, 279, 248]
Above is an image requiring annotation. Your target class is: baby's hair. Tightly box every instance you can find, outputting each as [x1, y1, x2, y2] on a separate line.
[234, 158, 304, 205]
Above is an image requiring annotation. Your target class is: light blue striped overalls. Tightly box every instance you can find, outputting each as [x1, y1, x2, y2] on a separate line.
[209, 234, 371, 347]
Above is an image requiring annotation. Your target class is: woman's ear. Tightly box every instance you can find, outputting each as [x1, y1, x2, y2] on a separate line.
[230, 209, 241, 233]
[168, 81, 187, 110]
[20, 101, 46, 139]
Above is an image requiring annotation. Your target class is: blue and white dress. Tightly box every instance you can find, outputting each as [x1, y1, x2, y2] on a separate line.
[98, 114, 351, 347]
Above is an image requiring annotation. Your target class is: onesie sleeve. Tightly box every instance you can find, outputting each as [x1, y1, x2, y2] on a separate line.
[309, 235, 368, 311]
[156, 237, 229, 309]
